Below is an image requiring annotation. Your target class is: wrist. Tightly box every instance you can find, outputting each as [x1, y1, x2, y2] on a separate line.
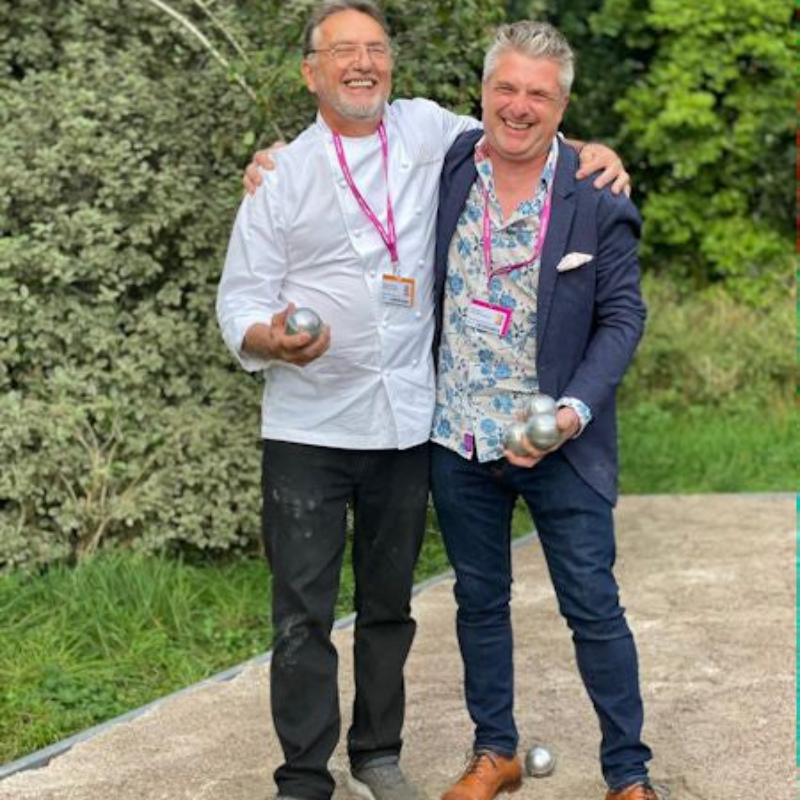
[556, 396, 592, 438]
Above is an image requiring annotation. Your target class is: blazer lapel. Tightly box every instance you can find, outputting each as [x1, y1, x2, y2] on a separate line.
[444, 164, 477, 253]
[436, 160, 478, 297]
[536, 146, 576, 353]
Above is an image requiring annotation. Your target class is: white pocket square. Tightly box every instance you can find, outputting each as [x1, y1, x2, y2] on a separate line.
[556, 252, 594, 272]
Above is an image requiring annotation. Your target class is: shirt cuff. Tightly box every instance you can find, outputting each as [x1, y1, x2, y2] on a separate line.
[557, 396, 592, 438]
[224, 317, 272, 373]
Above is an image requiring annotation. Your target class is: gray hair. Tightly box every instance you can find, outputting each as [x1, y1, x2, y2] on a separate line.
[483, 21, 575, 96]
[303, 0, 391, 55]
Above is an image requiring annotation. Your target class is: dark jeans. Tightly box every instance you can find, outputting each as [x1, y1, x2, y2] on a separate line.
[430, 443, 652, 791]
[262, 440, 429, 800]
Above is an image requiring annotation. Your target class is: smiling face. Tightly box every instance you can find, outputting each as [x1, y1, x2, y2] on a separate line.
[301, 9, 393, 136]
[481, 50, 569, 168]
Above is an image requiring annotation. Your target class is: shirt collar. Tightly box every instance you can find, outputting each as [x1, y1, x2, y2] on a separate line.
[473, 135, 560, 226]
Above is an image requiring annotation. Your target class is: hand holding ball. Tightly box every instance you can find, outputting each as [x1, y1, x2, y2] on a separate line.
[525, 393, 557, 418]
[502, 421, 531, 457]
[523, 392, 560, 450]
[285, 307, 323, 341]
[502, 393, 561, 457]
[524, 410, 560, 450]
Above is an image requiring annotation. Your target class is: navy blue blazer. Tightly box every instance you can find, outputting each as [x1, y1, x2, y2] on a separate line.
[433, 130, 646, 505]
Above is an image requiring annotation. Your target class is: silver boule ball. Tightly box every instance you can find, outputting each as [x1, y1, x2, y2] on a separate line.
[286, 307, 323, 340]
[524, 744, 556, 778]
[524, 412, 560, 450]
[502, 421, 530, 457]
[525, 393, 557, 419]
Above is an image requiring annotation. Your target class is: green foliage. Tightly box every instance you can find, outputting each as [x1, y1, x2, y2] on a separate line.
[0, 551, 271, 762]
[509, 0, 792, 305]
[0, 0, 791, 569]
[387, 0, 505, 115]
[0, 0, 506, 569]
[591, 0, 793, 303]
[619, 276, 794, 414]
[619, 406, 794, 494]
[0, 0, 272, 570]
[0, 517, 466, 763]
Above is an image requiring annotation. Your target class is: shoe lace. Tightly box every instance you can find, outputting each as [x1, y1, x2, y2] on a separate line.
[462, 752, 499, 780]
[648, 782, 670, 800]
[631, 783, 670, 800]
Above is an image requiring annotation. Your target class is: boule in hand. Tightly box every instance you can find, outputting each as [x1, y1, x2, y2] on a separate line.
[524, 412, 560, 450]
[526, 392, 557, 419]
[502, 421, 531, 457]
[285, 307, 323, 341]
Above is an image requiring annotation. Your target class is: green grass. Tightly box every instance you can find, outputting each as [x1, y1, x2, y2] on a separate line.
[1, 405, 789, 765]
[619, 405, 793, 494]
[0, 554, 272, 763]
[0, 505, 533, 766]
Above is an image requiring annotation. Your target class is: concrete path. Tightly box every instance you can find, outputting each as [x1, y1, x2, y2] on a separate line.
[0, 495, 795, 800]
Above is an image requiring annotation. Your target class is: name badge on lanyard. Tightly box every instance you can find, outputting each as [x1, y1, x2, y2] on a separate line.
[466, 164, 556, 336]
[465, 299, 512, 337]
[333, 124, 415, 307]
[381, 273, 416, 307]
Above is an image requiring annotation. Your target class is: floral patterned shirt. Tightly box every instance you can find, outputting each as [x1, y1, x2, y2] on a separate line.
[432, 137, 560, 461]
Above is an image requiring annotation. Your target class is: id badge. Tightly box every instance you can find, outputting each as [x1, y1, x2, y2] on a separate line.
[465, 299, 512, 336]
[381, 274, 416, 307]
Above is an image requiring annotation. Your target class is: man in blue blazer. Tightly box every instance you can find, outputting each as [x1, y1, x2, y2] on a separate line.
[430, 21, 656, 800]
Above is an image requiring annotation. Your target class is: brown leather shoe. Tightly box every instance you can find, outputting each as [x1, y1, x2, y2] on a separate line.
[605, 783, 659, 800]
[441, 752, 522, 800]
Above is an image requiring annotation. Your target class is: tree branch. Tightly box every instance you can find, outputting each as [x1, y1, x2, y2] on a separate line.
[189, 0, 250, 63]
[142, 0, 258, 102]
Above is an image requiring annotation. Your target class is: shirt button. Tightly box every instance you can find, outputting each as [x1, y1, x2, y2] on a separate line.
[415, 311, 422, 319]
[415, 207, 422, 216]
[382, 320, 389, 328]
[412, 358, 419, 366]
[354, 230, 361, 238]
[402, 162, 410, 170]
[418, 259, 425, 267]
[369, 270, 376, 278]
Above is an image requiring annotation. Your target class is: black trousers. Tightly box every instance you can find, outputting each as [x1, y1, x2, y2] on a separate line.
[261, 440, 430, 800]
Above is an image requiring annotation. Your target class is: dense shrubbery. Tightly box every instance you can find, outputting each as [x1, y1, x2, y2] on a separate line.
[0, 0, 502, 569]
[517, 0, 793, 305]
[620, 279, 793, 413]
[0, 0, 268, 569]
[0, 0, 791, 570]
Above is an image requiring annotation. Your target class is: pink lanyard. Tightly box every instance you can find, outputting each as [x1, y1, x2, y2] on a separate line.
[482, 180, 554, 287]
[332, 122, 399, 268]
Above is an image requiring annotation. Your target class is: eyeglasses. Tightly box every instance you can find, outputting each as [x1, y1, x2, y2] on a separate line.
[306, 43, 392, 64]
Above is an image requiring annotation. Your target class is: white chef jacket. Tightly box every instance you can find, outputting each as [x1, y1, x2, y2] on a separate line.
[217, 98, 478, 449]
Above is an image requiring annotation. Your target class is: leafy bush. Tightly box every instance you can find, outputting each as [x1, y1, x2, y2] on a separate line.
[0, 0, 503, 570]
[591, 0, 793, 305]
[0, 0, 790, 570]
[512, 0, 792, 306]
[0, 0, 276, 570]
[620, 276, 794, 414]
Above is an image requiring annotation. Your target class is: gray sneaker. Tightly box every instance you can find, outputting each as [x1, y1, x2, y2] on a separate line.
[348, 757, 425, 800]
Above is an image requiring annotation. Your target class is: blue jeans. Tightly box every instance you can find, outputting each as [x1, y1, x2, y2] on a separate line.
[430, 444, 652, 791]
